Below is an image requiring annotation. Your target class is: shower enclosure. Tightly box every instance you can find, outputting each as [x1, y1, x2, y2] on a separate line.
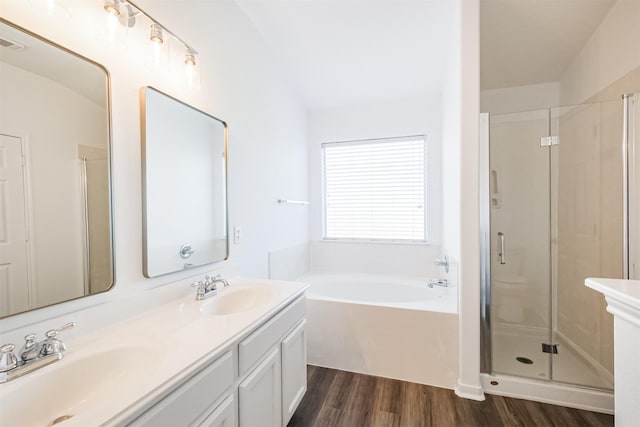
[480, 94, 638, 392]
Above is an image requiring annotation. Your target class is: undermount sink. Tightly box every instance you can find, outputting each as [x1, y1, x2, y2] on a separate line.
[200, 286, 274, 315]
[0, 344, 154, 427]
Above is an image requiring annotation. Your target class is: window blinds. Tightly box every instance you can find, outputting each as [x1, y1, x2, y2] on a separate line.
[322, 135, 426, 241]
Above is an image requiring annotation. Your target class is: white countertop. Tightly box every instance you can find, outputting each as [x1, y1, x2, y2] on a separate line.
[585, 278, 640, 312]
[0, 277, 308, 427]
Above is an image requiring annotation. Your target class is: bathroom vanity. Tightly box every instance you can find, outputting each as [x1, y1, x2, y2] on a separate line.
[586, 278, 640, 427]
[128, 291, 307, 427]
[0, 277, 308, 427]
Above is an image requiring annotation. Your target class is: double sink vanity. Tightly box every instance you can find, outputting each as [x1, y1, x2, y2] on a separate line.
[0, 276, 309, 427]
[0, 12, 311, 427]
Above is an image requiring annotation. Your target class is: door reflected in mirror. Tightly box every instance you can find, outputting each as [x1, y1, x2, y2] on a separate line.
[141, 87, 228, 277]
[0, 19, 114, 318]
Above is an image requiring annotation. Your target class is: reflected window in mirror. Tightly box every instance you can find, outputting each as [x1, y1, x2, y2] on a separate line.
[141, 87, 228, 278]
[0, 19, 114, 318]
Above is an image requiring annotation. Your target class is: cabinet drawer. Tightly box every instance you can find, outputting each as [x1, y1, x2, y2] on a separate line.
[195, 394, 235, 427]
[239, 296, 305, 376]
[130, 351, 234, 427]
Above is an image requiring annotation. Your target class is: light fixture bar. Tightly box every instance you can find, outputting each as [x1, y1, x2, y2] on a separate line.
[123, 0, 198, 55]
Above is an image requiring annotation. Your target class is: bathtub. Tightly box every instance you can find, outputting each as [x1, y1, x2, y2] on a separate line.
[298, 272, 459, 388]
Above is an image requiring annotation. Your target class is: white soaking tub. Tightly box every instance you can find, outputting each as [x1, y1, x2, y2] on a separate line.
[298, 272, 459, 388]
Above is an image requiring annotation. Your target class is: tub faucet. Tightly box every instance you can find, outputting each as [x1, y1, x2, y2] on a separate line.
[427, 279, 448, 288]
[0, 322, 75, 384]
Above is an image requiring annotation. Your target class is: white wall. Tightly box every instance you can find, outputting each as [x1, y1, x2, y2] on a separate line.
[456, 0, 484, 401]
[0, 0, 308, 329]
[480, 82, 560, 114]
[441, 1, 462, 265]
[560, 0, 640, 105]
[307, 97, 443, 276]
[0, 61, 106, 307]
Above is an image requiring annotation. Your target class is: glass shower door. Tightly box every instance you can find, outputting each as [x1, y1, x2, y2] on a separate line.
[489, 109, 553, 381]
[550, 99, 622, 390]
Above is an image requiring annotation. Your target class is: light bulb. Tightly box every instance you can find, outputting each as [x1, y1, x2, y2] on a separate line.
[103, 0, 120, 17]
[150, 23, 164, 45]
[184, 50, 197, 68]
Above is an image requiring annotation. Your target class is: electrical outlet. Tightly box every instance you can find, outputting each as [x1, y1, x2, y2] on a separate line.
[234, 226, 242, 244]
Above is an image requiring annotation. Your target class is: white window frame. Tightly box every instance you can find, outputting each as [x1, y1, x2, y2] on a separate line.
[321, 134, 428, 244]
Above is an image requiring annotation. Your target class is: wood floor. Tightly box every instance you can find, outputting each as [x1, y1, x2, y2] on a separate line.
[288, 366, 614, 427]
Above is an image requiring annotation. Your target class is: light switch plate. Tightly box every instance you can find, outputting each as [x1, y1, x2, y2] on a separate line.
[234, 226, 242, 244]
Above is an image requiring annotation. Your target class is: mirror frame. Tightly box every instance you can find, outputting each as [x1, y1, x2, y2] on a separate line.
[140, 86, 229, 278]
[0, 18, 115, 318]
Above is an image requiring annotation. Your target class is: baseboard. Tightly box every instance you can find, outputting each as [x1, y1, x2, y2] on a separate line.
[481, 373, 614, 414]
[454, 379, 486, 401]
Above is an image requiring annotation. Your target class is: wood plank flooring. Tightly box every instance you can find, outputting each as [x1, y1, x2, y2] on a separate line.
[288, 366, 614, 427]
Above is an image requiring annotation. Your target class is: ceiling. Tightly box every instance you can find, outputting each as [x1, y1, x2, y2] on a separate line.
[480, 0, 617, 90]
[234, 0, 456, 111]
[234, 0, 618, 109]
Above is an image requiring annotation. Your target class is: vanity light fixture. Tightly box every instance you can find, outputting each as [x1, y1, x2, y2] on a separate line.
[100, 0, 198, 70]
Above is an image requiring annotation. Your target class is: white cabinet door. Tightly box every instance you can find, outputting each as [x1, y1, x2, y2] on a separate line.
[198, 395, 235, 427]
[281, 319, 307, 426]
[239, 347, 281, 427]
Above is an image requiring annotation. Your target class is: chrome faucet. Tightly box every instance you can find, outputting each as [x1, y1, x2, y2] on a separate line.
[0, 322, 75, 384]
[192, 274, 230, 301]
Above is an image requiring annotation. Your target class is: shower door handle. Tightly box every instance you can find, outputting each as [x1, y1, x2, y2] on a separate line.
[498, 232, 506, 264]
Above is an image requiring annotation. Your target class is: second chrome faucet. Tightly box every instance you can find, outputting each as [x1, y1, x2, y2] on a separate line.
[192, 274, 230, 300]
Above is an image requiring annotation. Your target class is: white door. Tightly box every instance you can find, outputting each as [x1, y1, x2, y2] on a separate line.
[0, 134, 30, 316]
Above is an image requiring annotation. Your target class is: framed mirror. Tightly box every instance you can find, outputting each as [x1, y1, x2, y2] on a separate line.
[141, 87, 228, 277]
[0, 19, 114, 318]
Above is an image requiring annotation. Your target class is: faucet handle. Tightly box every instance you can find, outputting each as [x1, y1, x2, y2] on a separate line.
[40, 322, 75, 356]
[19, 333, 40, 362]
[0, 344, 18, 372]
[45, 322, 75, 339]
[434, 253, 450, 273]
[191, 280, 206, 298]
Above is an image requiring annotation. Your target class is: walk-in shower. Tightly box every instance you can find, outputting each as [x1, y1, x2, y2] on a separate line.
[480, 94, 638, 409]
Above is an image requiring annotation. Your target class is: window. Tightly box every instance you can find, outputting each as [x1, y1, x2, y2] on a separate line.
[322, 135, 426, 242]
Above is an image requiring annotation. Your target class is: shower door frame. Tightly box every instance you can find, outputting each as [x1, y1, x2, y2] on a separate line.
[479, 112, 491, 374]
[479, 109, 554, 378]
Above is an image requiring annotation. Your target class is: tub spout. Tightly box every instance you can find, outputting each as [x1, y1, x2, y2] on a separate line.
[427, 279, 448, 288]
